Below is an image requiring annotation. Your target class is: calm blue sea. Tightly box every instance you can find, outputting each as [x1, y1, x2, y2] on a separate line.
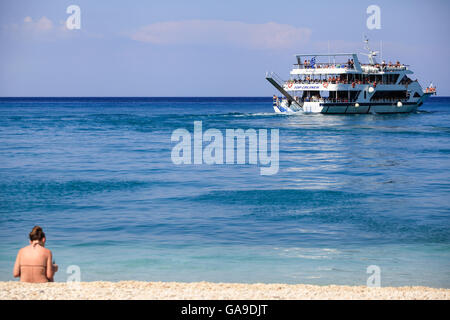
[0, 97, 449, 287]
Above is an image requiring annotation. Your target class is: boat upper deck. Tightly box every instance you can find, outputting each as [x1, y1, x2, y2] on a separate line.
[291, 53, 411, 75]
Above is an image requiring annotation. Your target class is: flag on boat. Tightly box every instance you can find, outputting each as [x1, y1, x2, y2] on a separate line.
[310, 56, 316, 68]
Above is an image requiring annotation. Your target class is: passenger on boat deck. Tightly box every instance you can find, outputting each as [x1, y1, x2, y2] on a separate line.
[13, 226, 58, 283]
[347, 59, 354, 68]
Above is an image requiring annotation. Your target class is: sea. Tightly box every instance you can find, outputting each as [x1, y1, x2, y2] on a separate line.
[0, 97, 449, 288]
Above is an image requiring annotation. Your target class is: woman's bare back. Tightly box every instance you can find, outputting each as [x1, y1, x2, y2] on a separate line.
[14, 244, 54, 283]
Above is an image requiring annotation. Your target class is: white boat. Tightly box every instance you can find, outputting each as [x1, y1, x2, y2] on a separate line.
[266, 39, 436, 114]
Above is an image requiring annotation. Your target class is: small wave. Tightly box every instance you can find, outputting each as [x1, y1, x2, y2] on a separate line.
[184, 189, 364, 207]
[228, 112, 277, 117]
[0, 179, 148, 200]
[274, 247, 341, 260]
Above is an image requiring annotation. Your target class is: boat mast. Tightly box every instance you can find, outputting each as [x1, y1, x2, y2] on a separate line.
[380, 40, 383, 62]
[363, 36, 379, 65]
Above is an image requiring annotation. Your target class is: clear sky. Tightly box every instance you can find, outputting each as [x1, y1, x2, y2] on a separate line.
[1, 0, 449, 96]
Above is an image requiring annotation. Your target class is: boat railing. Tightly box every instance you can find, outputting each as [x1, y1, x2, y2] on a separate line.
[361, 64, 409, 73]
[265, 71, 285, 85]
[289, 96, 411, 103]
[293, 63, 410, 73]
[301, 98, 358, 103]
[285, 79, 401, 85]
[314, 98, 408, 103]
[293, 63, 355, 70]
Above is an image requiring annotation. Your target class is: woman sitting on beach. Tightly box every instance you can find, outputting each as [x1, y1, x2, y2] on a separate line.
[13, 226, 58, 283]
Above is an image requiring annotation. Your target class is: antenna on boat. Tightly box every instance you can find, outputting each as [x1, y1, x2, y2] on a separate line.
[328, 40, 330, 64]
[380, 40, 383, 61]
[361, 35, 379, 65]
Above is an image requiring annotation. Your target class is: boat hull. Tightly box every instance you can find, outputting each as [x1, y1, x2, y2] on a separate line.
[302, 102, 419, 114]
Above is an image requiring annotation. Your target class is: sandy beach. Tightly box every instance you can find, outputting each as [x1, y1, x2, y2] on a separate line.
[0, 281, 448, 300]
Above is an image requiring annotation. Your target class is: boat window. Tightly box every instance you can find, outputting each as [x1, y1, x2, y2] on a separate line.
[370, 90, 408, 101]
[392, 74, 400, 83]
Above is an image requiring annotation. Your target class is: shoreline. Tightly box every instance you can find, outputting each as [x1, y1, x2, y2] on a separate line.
[1, 281, 449, 300]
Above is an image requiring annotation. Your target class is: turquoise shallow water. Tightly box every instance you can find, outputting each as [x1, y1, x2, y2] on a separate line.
[0, 97, 449, 287]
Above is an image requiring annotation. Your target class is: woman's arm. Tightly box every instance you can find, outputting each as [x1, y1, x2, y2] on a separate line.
[46, 250, 54, 281]
[13, 250, 21, 278]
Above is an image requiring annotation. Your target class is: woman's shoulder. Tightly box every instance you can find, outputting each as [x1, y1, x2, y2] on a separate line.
[22, 244, 52, 255]
[39, 246, 52, 255]
[18, 245, 29, 253]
